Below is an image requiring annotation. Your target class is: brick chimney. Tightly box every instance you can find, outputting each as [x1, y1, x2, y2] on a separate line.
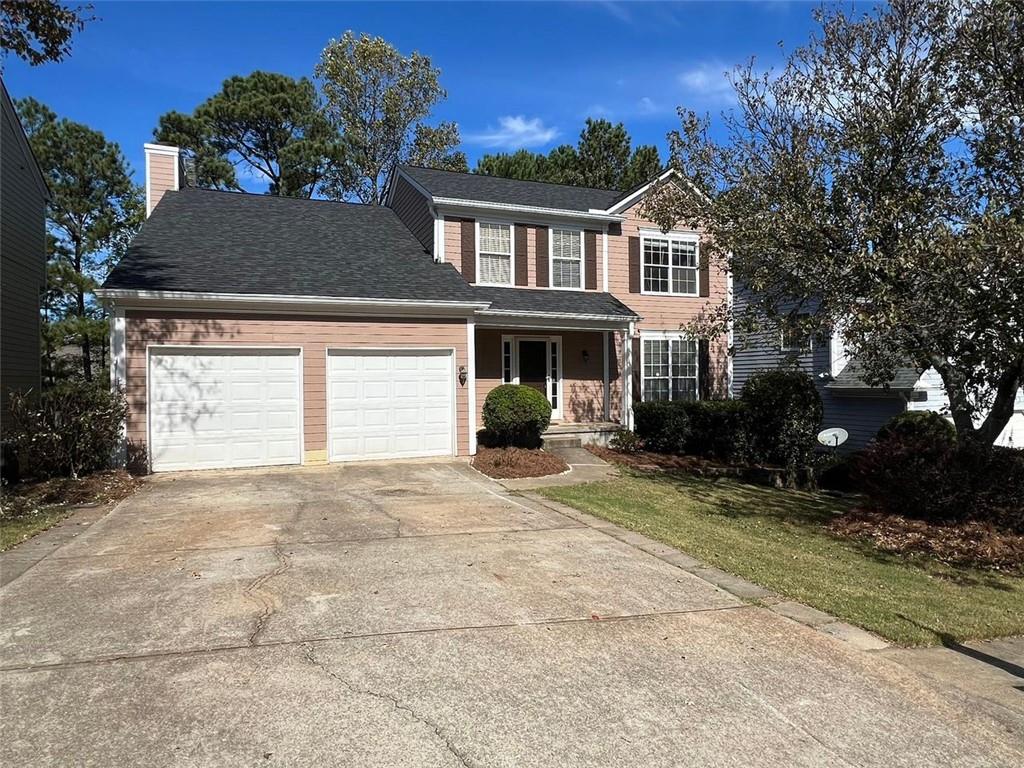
[144, 142, 180, 217]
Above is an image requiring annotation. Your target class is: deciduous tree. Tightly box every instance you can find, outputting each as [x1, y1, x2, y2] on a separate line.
[317, 31, 466, 203]
[1, 0, 93, 67]
[643, 0, 1023, 446]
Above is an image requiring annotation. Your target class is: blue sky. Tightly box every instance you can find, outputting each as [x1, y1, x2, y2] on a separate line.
[3, 1, 824, 191]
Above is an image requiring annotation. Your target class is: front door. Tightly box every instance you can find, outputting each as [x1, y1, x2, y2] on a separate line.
[514, 337, 562, 419]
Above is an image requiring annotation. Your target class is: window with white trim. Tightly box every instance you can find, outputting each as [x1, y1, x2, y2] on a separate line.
[780, 313, 814, 353]
[642, 234, 698, 295]
[502, 339, 513, 383]
[643, 338, 698, 401]
[550, 228, 583, 289]
[478, 222, 512, 285]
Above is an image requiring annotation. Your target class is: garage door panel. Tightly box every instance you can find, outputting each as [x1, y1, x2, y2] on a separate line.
[328, 350, 453, 463]
[149, 349, 302, 472]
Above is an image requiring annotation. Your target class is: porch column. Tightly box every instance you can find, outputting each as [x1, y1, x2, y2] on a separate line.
[467, 317, 477, 455]
[622, 322, 635, 430]
[603, 331, 610, 421]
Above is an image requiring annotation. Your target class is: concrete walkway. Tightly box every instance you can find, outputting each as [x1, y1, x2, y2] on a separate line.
[497, 445, 618, 490]
[2, 461, 1021, 766]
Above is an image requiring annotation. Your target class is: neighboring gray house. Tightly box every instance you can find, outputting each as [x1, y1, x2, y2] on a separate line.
[732, 289, 1024, 451]
[1, 78, 50, 433]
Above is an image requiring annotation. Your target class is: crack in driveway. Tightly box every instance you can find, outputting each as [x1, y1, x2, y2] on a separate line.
[300, 642, 477, 768]
[243, 543, 291, 645]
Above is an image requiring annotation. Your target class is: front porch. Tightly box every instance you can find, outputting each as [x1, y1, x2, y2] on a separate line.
[472, 322, 635, 451]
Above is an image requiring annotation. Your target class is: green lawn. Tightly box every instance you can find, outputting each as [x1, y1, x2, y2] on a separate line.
[0, 507, 71, 551]
[541, 472, 1024, 646]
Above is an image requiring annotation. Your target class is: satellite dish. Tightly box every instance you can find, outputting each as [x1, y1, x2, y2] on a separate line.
[817, 427, 849, 447]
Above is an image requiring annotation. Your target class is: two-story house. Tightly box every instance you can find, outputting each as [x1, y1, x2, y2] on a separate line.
[95, 143, 727, 472]
[732, 292, 1024, 451]
[1, 79, 50, 439]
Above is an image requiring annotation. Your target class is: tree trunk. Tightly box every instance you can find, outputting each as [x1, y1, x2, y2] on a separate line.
[74, 240, 92, 382]
[938, 358, 1022, 447]
[78, 286, 92, 382]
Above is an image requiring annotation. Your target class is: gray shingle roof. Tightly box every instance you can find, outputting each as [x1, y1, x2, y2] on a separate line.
[103, 188, 478, 303]
[399, 165, 621, 213]
[827, 359, 922, 392]
[473, 286, 639, 319]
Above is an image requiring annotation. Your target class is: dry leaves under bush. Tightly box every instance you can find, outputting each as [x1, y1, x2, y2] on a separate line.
[829, 510, 1024, 574]
[472, 447, 569, 479]
[586, 444, 723, 472]
[1, 469, 141, 519]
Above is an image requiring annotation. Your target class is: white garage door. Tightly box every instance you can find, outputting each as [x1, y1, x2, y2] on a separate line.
[149, 348, 302, 472]
[328, 350, 454, 462]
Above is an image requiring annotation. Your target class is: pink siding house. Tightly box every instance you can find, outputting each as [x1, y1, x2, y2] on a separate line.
[96, 144, 728, 472]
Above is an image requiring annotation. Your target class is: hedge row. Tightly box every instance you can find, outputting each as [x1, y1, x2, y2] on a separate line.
[633, 370, 823, 470]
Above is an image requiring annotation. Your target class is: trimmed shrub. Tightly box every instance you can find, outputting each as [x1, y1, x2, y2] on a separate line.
[609, 429, 642, 454]
[856, 429, 1024, 533]
[634, 401, 690, 454]
[481, 384, 552, 448]
[677, 400, 749, 462]
[741, 370, 823, 470]
[876, 410, 956, 445]
[7, 382, 128, 479]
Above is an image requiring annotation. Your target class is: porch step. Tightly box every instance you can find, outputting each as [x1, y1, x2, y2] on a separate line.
[543, 435, 583, 449]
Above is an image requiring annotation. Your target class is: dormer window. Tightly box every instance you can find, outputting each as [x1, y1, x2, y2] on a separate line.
[477, 221, 513, 285]
[642, 232, 699, 296]
[550, 228, 583, 289]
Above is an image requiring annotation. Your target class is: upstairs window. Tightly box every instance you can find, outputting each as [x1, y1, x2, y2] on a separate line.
[478, 222, 512, 285]
[780, 313, 814, 353]
[642, 337, 698, 402]
[642, 233, 699, 296]
[550, 228, 583, 289]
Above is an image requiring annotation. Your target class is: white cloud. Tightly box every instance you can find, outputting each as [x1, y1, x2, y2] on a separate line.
[678, 62, 736, 104]
[466, 116, 560, 149]
[637, 96, 662, 115]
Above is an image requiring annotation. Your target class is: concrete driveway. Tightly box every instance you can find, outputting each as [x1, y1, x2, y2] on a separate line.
[1, 461, 1020, 767]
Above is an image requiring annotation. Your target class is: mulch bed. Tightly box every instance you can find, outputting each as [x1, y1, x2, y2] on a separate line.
[1, 469, 141, 519]
[472, 447, 570, 479]
[586, 444, 723, 472]
[829, 510, 1024, 574]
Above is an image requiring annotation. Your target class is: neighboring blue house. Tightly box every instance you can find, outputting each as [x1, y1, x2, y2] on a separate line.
[731, 290, 1024, 452]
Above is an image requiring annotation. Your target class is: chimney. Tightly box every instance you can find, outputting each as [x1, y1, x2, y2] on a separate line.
[144, 142, 180, 217]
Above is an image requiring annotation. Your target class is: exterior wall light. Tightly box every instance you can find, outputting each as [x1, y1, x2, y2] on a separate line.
[458, 365, 468, 386]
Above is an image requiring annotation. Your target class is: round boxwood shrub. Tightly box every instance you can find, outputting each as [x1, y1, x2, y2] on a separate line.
[740, 370, 823, 470]
[876, 410, 955, 446]
[482, 384, 552, 447]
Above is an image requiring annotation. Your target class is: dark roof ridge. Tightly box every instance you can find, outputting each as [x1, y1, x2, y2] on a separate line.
[174, 186, 381, 210]
[398, 163, 622, 197]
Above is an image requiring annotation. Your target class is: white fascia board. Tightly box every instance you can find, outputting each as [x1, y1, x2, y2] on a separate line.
[602, 168, 711, 215]
[395, 168, 436, 202]
[433, 197, 625, 225]
[475, 310, 637, 332]
[143, 142, 180, 157]
[94, 289, 490, 315]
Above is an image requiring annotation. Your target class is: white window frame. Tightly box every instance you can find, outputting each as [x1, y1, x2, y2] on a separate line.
[780, 313, 814, 354]
[640, 230, 700, 297]
[639, 331, 700, 402]
[548, 226, 585, 291]
[475, 220, 515, 287]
